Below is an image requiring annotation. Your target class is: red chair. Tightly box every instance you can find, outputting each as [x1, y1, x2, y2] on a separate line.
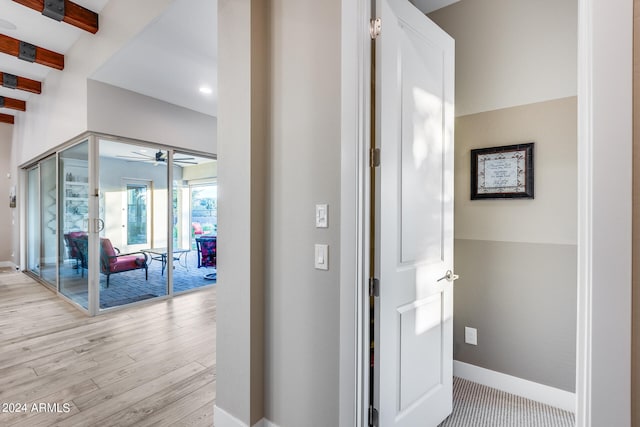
[99, 238, 148, 287]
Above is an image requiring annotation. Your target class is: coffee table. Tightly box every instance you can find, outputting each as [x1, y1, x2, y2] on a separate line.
[143, 248, 190, 276]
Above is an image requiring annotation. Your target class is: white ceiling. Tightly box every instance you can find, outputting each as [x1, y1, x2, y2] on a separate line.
[0, 0, 217, 119]
[0, 0, 454, 121]
[91, 0, 218, 117]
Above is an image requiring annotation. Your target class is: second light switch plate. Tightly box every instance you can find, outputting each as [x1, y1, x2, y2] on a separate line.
[315, 204, 328, 228]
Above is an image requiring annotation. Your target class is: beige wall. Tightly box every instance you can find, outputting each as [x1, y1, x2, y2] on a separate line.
[455, 97, 578, 245]
[429, 0, 577, 116]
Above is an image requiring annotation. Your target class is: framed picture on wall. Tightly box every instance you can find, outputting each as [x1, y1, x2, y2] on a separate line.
[470, 143, 534, 200]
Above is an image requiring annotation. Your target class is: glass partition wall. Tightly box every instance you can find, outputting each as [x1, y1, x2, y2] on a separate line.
[173, 151, 217, 292]
[26, 167, 40, 277]
[59, 140, 90, 309]
[24, 134, 216, 315]
[98, 140, 168, 308]
[40, 157, 58, 286]
[26, 156, 58, 288]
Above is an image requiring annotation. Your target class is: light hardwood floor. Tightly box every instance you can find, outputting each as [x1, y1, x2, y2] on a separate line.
[0, 269, 216, 426]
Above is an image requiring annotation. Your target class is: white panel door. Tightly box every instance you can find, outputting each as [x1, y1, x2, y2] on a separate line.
[374, 0, 455, 426]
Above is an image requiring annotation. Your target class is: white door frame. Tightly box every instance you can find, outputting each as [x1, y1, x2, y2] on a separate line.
[339, 0, 372, 425]
[574, 0, 632, 426]
[338, 0, 633, 426]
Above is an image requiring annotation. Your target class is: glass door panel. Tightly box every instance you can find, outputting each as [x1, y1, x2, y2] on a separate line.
[40, 156, 57, 286]
[59, 141, 90, 309]
[27, 167, 40, 276]
[98, 140, 168, 309]
[174, 152, 217, 293]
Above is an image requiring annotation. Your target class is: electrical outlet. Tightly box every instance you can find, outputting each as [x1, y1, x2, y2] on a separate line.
[465, 327, 478, 345]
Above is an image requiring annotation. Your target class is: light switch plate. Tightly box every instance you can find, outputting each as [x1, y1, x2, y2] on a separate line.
[314, 244, 329, 270]
[315, 204, 328, 228]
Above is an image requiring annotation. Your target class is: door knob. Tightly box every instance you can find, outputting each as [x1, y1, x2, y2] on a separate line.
[437, 270, 459, 282]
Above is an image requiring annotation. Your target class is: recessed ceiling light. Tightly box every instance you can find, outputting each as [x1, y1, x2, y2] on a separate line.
[199, 86, 213, 95]
[0, 19, 17, 31]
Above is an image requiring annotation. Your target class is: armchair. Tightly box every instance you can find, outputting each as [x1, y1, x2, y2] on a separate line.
[100, 238, 148, 287]
[66, 233, 88, 275]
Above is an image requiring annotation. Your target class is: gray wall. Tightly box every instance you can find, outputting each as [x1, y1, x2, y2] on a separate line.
[217, 0, 341, 426]
[87, 80, 217, 154]
[454, 240, 577, 391]
[430, 0, 578, 393]
[217, 0, 265, 425]
[265, 0, 342, 425]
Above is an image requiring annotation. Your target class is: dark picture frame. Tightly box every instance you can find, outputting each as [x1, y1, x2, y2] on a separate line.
[470, 143, 534, 200]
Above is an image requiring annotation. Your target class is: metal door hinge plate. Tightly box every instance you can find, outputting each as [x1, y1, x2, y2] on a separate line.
[369, 277, 379, 297]
[368, 405, 379, 427]
[370, 148, 380, 167]
[370, 18, 381, 39]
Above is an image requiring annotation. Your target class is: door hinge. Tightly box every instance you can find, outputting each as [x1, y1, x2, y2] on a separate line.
[369, 148, 380, 167]
[369, 277, 379, 297]
[370, 18, 381, 39]
[368, 405, 379, 427]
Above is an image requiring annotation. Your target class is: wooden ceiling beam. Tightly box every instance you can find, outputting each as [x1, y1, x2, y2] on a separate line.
[1, 96, 26, 111]
[12, 0, 99, 34]
[0, 34, 64, 70]
[0, 72, 42, 94]
[0, 113, 15, 125]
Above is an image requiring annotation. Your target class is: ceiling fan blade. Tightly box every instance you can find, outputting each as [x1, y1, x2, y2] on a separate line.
[175, 156, 196, 161]
[132, 151, 153, 158]
[116, 155, 148, 159]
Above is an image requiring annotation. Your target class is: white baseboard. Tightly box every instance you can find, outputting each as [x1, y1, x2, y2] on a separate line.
[214, 406, 246, 427]
[453, 361, 576, 413]
[0, 261, 16, 269]
[214, 405, 279, 427]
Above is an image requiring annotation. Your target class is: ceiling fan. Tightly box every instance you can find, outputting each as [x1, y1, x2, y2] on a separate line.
[116, 150, 198, 165]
